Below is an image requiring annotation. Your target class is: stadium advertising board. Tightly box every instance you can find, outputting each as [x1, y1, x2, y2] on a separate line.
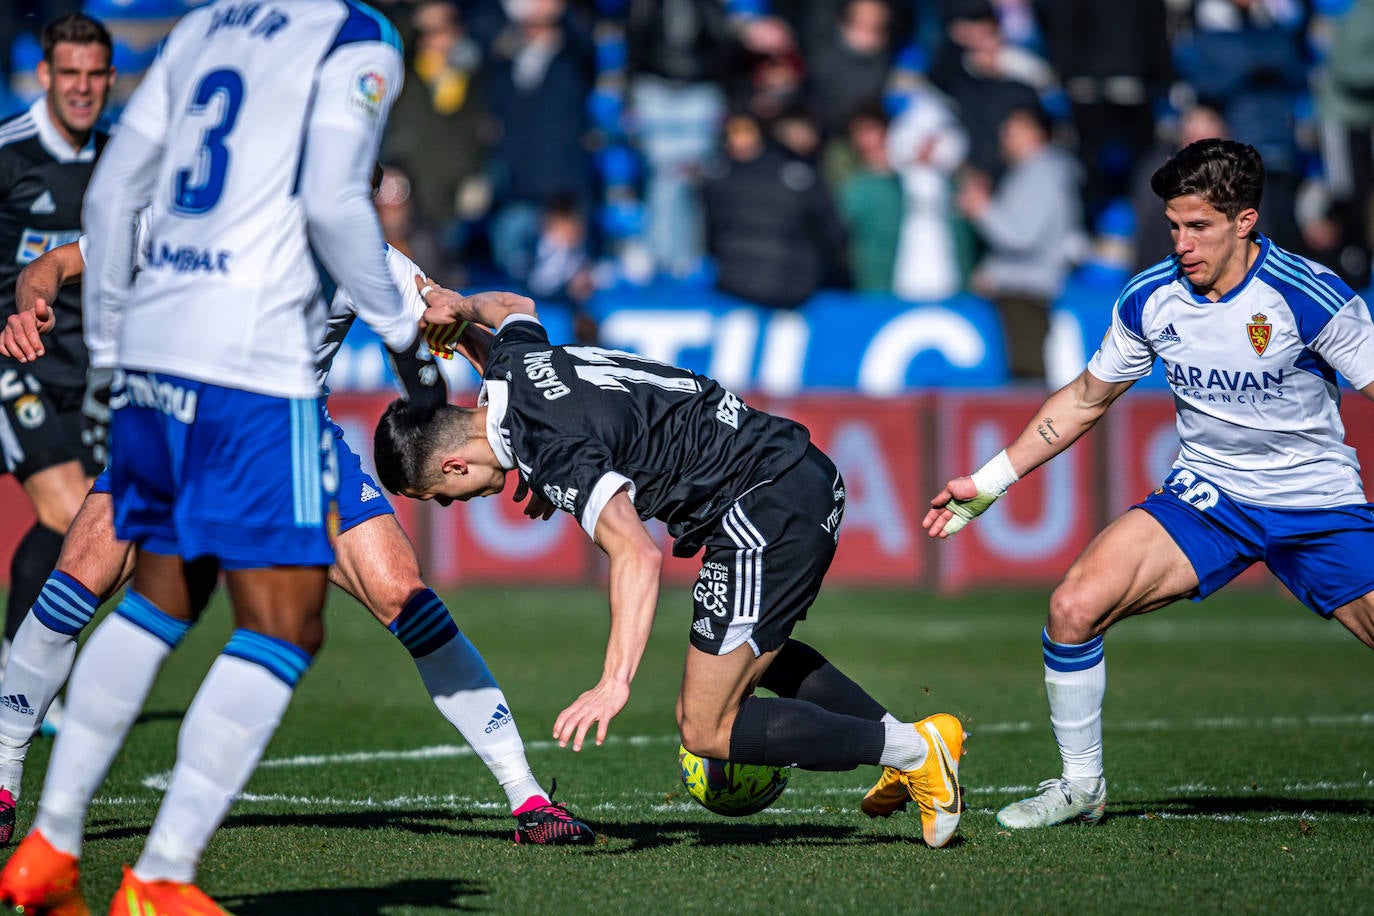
[932, 392, 1101, 590]
[4, 391, 1367, 592]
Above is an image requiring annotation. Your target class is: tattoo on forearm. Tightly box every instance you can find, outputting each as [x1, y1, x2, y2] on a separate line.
[1036, 417, 1060, 445]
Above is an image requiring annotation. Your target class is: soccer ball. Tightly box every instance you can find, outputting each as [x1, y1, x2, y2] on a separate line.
[678, 744, 789, 817]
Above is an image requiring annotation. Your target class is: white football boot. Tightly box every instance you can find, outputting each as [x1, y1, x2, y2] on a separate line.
[996, 776, 1107, 829]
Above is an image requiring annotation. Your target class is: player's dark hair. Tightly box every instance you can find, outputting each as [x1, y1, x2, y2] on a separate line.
[374, 399, 485, 495]
[1150, 138, 1264, 221]
[42, 12, 113, 63]
[375, 399, 448, 494]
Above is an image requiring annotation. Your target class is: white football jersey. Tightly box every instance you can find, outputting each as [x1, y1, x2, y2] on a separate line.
[318, 244, 426, 388]
[1090, 236, 1374, 508]
[94, 0, 410, 397]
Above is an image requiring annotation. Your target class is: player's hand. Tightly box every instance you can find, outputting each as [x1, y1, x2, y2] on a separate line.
[553, 678, 631, 751]
[923, 475, 1001, 538]
[0, 299, 53, 362]
[511, 476, 557, 521]
[415, 274, 466, 328]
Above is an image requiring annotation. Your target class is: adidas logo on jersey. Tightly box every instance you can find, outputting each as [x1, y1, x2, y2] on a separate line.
[692, 617, 715, 640]
[0, 694, 34, 716]
[1156, 323, 1182, 343]
[28, 191, 56, 215]
[484, 702, 512, 734]
[360, 482, 381, 502]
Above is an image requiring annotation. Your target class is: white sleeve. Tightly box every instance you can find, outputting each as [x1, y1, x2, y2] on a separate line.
[300, 41, 415, 353]
[1312, 296, 1374, 390]
[80, 26, 180, 369]
[383, 245, 429, 323]
[1086, 304, 1156, 383]
[80, 123, 164, 369]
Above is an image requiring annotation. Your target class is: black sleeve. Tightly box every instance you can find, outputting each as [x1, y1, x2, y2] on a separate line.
[387, 339, 448, 414]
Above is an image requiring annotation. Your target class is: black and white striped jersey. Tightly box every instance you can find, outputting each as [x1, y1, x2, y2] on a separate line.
[0, 98, 106, 390]
[481, 315, 812, 556]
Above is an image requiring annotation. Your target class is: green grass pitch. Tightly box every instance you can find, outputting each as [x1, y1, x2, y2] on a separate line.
[3, 584, 1371, 914]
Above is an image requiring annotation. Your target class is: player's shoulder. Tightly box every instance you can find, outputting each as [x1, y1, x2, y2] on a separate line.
[1113, 255, 1181, 335]
[1256, 240, 1357, 320]
[0, 107, 38, 155]
[326, 0, 403, 55]
[495, 314, 550, 348]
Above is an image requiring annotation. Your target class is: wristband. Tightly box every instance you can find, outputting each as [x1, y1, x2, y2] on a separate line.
[969, 449, 1019, 495]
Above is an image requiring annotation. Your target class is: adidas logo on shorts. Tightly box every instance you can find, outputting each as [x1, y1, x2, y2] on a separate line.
[692, 618, 714, 640]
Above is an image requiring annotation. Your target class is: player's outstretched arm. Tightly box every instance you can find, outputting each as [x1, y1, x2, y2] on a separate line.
[2, 241, 85, 361]
[553, 490, 661, 752]
[416, 276, 537, 333]
[924, 368, 1134, 538]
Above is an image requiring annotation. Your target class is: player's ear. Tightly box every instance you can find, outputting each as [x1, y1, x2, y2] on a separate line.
[1235, 207, 1259, 238]
[36, 59, 51, 92]
[441, 455, 469, 477]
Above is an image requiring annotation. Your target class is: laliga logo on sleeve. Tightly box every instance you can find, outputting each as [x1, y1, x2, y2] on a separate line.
[1246, 312, 1271, 356]
[350, 70, 386, 120]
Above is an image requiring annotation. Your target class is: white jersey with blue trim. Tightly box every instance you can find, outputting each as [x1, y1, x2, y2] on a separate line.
[95, 0, 406, 398]
[1089, 235, 1374, 508]
[317, 244, 425, 388]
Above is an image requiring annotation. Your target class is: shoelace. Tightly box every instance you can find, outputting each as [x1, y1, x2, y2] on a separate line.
[529, 782, 578, 823]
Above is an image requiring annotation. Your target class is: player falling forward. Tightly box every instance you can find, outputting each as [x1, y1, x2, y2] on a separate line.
[0, 12, 115, 745]
[374, 282, 968, 848]
[3, 1, 436, 912]
[925, 138, 1374, 829]
[0, 237, 591, 883]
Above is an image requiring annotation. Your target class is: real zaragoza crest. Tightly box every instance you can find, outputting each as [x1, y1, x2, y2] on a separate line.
[1247, 312, 1271, 356]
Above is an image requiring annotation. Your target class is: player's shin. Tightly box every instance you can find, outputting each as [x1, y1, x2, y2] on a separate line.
[0, 571, 98, 797]
[1042, 629, 1106, 782]
[5, 524, 64, 646]
[134, 631, 311, 884]
[32, 592, 192, 858]
[756, 639, 893, 721]
[391, 589, 545, 810]
[727, 695, 885, 771]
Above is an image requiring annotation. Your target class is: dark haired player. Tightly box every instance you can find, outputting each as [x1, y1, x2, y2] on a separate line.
[374, 282, 968, 848]
[925, 138, 1374, 828]
[0, 12, 113, 769]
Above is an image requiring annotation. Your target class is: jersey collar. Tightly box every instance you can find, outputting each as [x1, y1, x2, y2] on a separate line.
[478, 379, 517, 469]
[29, 98, 98, 163]
[1185, 233, 1270, 305]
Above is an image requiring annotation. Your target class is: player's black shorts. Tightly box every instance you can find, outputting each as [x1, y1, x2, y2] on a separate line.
[689, 443, 844, 657]
[0, 364, 103, 482]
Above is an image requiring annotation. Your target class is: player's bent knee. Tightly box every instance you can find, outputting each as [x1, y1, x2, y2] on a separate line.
[1047, 581, 1106, 643]
[678, 706, 734, 760]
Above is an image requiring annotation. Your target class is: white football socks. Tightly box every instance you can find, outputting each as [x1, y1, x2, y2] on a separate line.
[33, 610, 179, 857]
[878, 720, 929, 770]
[413, 642, 545, 810]
[134, 652, 297, 884]
[1045, 658, 1106, 783]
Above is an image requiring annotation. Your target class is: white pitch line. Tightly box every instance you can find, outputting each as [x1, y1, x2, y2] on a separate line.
[87, 793, 1373, 825]
[137, 713, 1374, 797]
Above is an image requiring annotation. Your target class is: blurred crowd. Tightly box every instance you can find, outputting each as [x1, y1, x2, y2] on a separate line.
[5, 0, 1374, 379]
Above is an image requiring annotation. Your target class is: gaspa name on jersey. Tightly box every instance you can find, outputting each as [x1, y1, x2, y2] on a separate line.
[148, 241, 233, 275]
[119, 374, 199, 423]
[523, 350, 570, 400]
[1165, 362, 1286, 403]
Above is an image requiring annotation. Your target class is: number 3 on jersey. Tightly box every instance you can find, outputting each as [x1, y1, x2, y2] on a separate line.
[173, 69, 244, 215]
